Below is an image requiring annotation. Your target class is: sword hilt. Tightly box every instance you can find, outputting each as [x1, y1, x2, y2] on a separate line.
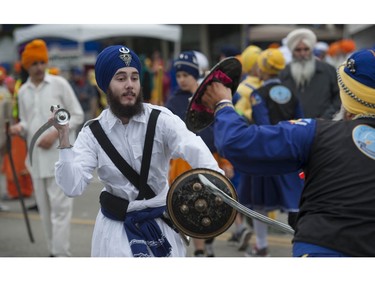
[50, 105, 70, 125]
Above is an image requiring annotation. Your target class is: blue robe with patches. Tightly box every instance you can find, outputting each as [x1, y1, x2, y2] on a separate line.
[213, 106, 375, 256]
[236, 79, 305, 212]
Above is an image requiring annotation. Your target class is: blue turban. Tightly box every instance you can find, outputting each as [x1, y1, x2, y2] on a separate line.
[337, 48, 375, 115]
[173, 51, 200, 80]
[95, 45, 142, 93]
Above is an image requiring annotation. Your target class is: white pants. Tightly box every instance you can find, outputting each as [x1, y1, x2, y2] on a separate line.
[32, 177, 73, 256]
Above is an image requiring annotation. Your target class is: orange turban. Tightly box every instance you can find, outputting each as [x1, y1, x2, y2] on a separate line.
[340, 39, 356, 54]
[48, 67, 60, 76]
[327, 41, 341, 56]
[21, 39, 49, 70]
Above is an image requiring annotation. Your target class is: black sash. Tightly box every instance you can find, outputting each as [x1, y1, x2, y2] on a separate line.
[89, 109, 161, 220]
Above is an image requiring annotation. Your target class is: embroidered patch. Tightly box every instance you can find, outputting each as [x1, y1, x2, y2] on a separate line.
[269, 85, 292, 104]
[352, 125, 375, 160]
[250, 92, 262, 106]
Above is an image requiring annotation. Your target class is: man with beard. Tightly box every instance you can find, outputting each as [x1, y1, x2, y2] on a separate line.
[52, 45, 224, 257]
[279, 28, 341, 119]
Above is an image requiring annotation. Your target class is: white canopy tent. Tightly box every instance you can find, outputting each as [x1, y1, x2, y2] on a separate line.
[13, 24, 182, 46]
[13, 24, 182, 67]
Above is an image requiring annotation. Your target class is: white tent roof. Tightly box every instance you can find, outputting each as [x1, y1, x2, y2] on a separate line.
[13, 24, 182, 45]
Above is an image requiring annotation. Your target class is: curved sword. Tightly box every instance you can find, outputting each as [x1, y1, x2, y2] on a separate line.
[29, 120, 53, 166]
[198, 174, 295, 235]
[5, 121, 34, 243]
[29, 105, 70, 165]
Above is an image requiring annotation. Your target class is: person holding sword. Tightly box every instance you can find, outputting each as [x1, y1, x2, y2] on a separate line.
[50, 45, 224, 257]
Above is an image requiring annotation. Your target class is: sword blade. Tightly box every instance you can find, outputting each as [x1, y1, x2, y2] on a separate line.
[29, 120, 53, 166]
[198, 174, 295, 235]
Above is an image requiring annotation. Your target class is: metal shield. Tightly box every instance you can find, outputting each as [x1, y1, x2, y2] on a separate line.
[167, 168, 238, 239]
[185, 57, 242, 133]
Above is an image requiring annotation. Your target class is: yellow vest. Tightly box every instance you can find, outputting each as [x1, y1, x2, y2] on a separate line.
[234, 76, 262, 121]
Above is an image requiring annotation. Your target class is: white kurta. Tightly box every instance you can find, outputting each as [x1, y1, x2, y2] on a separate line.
[18, 73, 84, 178]
[17, 73, 84, 256]
[55, 104, 224, 257]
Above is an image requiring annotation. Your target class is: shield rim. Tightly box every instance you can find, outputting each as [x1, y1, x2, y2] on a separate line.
[167, 168, 238, 239]
[185, 57, 242, 133]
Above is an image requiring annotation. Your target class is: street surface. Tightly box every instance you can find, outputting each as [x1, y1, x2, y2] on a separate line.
[0, 173, 293, 258]
[1, 173, 368, 281]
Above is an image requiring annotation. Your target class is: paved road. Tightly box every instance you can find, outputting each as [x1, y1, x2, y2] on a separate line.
[0, 174, 293, 258]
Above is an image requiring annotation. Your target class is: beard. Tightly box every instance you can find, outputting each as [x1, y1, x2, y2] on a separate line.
[107, 88, 144, 119]
[290, 56, 316, 88]
[332, 104, 346, 121]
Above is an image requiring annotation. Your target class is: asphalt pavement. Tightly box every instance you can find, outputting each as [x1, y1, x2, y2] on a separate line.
[0, 173, 294, 258]
[2, 175, 369, 281]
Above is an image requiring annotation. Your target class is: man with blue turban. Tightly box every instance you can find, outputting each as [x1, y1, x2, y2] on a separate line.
[51, 45, 224, 257]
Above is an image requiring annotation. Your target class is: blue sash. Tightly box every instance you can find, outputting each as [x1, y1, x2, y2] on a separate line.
[123, 206, 172, 257]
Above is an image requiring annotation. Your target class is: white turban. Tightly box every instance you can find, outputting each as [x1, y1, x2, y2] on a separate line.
[286, 28, 317, 52]
[193, 50, 209, 74]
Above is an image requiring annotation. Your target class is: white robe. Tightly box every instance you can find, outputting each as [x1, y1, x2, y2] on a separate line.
[55, 104, 223, 257]
[18, 73, 84, 178]
[17, 73, 84, 256]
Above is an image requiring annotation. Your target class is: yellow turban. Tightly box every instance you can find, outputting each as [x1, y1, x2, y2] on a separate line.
[257, 48, 285, 75]
[241, 45, 262, 73]
[337, 49, 375, 115]
[21, 39, 49, 70]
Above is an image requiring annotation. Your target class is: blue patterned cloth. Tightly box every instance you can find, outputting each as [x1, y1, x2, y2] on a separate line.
[124, 206, 172, 257]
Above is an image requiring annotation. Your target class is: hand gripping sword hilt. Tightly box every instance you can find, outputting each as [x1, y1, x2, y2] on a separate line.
[50, 105, 70, 125]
